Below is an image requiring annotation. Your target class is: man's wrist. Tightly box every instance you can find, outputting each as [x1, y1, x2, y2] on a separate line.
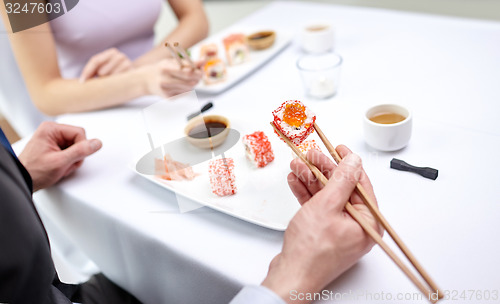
[261, 265, 312, 303]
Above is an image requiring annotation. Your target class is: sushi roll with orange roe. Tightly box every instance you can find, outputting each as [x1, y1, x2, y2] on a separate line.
[242, 131, 274, 168]
[272, 100, 316, 146]
[208, 158, 236, 196]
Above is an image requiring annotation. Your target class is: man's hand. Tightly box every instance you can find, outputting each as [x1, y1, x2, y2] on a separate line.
[262, 146, 382, 304]
[19, 122, 102, 192]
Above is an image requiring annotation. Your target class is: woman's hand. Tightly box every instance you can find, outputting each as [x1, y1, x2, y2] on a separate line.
[80, 48, 133, 82]
[262, 146, 382, 304]
[138, 58, 203, 98]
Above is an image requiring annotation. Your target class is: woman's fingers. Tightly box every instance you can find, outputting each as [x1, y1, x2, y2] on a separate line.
[113, 60, 133, 74]
[79, 48, 131, 82]
[167, 68, 202, 83]
[80, 58, 104, 82]
[97, 53, 131, 76]
[160, 83, 196, 97]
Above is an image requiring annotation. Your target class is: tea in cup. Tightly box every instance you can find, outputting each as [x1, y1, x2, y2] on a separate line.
[363, 104, 412, 151]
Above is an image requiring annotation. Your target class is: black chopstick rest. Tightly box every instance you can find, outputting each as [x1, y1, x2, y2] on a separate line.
[186, 101, 214, 121]
[390, 158, 438, 180]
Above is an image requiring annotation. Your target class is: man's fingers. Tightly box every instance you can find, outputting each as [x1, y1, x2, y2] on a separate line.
[335, 144, 352, 159]
[50, 123, 87, 149]
[335, 145, 376, 206]
[306, 149, 335, 179]
[287, 172, 312, 205]
[63, 160, 84, 177]
[290, 158, 325, 196]
[62, 139, 102, 163]
[313, 153, 362, 212]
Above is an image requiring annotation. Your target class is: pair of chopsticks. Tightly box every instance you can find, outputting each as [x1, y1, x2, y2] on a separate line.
[270, 121, 443, 303]
[165, 42, 197, 70]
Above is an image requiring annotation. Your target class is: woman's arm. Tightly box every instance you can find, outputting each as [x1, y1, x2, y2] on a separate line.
[1, 8, 200, 116]
[134, 0, 209, 67]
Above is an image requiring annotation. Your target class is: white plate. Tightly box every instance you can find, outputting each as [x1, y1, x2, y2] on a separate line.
[133, 117, 301, 231]
[193, 28, 293, 94]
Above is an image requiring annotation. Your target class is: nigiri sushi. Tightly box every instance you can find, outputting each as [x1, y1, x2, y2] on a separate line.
[223, 34, 249, 66]
[272, 100, 316, 146]
[208, 158, 237, 196]
[203, 58, 227, 85]
[242, 131, 274, 168]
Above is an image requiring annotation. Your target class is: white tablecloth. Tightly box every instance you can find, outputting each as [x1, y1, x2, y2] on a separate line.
[27, 2, 500, 303]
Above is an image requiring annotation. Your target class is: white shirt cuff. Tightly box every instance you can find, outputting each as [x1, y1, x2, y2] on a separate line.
[230, 285, 286, 304]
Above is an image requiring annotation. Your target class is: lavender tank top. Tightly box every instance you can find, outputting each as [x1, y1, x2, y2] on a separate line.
[49, 0, 162, 78]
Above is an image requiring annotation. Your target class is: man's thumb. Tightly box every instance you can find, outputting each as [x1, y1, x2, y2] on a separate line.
[316, 153, 362, 211]
[62, 139, 102, 162]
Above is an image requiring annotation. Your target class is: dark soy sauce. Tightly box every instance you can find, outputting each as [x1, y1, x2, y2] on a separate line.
[188, 121, 226, 139]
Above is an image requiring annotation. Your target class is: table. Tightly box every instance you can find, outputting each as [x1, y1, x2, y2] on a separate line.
[27, 2, 500, 303]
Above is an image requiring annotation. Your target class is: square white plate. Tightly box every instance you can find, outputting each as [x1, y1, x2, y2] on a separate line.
[133, 116, 301, 231]
[192, 28, 293, 95]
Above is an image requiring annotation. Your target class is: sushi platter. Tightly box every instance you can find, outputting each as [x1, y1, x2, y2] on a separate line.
[134, 112, 303, 231]
[192, 27, 293, 94]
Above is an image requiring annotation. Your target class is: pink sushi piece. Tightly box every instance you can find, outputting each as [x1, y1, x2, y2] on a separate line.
[242, 131, 274, 168]
[208, 158, 237, 196]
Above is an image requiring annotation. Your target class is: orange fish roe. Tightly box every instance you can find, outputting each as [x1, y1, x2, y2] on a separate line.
[283, 102, 307, 128]
[272, 100, 316, 146]
[298, 140, 322, 155]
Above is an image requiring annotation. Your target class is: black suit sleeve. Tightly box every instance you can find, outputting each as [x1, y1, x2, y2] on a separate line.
[0, 146, 59, 304]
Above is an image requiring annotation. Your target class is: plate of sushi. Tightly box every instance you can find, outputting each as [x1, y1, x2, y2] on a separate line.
[192, 28, 293, 94]
[134, 100, 321, 231]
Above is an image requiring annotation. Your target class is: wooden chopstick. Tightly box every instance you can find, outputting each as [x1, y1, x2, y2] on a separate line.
[270, 122, 439, 304]
[313, 122, 443, 299]
[173, 42, 197, 70]
[164, 42, 184, 68]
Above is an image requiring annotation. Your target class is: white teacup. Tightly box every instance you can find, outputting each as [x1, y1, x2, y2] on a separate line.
[363, 104, 412, 151]
[300, 22, 335, 54]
